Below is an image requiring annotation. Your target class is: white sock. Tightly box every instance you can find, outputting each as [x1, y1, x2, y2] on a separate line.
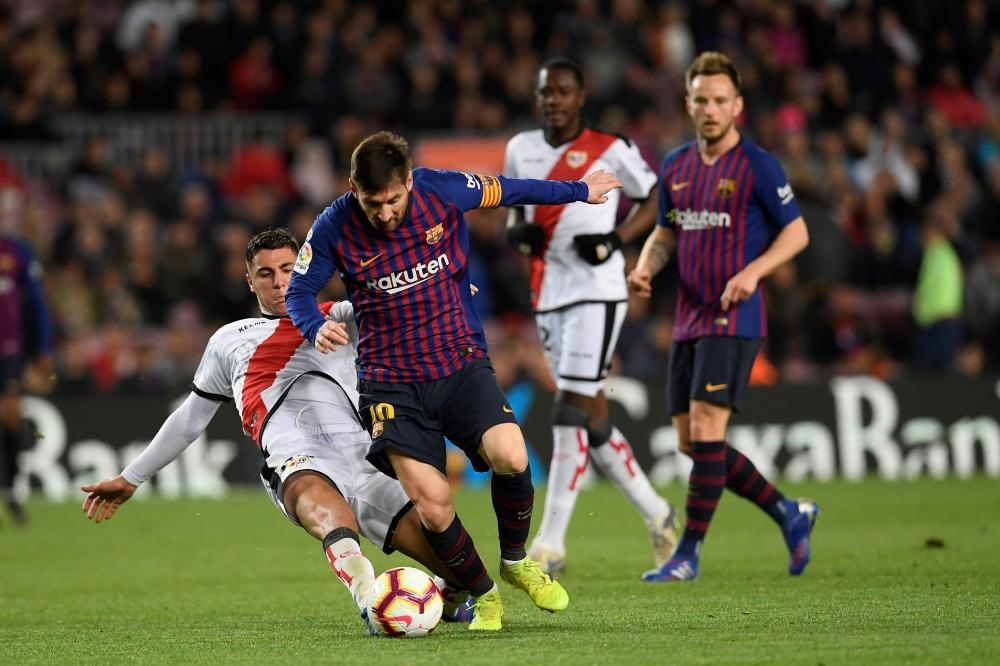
[324, 537, 376, 611]
[533, 425, 589, 552]
[589, 426, 669, 523]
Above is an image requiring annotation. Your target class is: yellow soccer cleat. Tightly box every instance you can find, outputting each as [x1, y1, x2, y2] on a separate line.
[500, 558, 569, 612]
[468, 587, 503, 631]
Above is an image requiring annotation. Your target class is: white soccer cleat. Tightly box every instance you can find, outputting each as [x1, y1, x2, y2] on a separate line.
[648, 503, 680, 568]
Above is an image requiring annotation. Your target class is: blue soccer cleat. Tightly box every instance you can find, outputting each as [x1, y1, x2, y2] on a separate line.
[642, 554, 699, 582]
[441, 596, 475, 623]
[783, 499, 819, 576]
[360, 608, 380, 636]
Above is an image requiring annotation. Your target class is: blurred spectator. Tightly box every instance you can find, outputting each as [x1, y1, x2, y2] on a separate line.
[912, 202, 965, 374]
[0, 0, 998, 394]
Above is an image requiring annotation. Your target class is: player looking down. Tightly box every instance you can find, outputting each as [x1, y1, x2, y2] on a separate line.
[286, 131, 622, 631]
[81, 228, 471, 633]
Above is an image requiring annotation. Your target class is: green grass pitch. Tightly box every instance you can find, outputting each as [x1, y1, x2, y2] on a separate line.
[1, 476, 998, 665]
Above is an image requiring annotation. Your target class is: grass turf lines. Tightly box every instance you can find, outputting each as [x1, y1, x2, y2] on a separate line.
[1, 476, 998, 665]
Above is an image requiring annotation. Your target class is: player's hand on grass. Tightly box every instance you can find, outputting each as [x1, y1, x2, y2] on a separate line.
[314, 320, 349, 353]
[81, 475, 137, 523]
[627, 267, 653, 298]
[720, 267, 761, 310]
[581, 169, 623, 204]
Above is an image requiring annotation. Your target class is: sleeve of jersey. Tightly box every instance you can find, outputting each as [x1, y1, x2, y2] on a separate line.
[121, 393, 221, 486]
[656, 157, 675, 228]
[612, 139, 658, 199]
[754, 152, 802, 228]
[436, 169, 588, 210]
[286, 222, 338, 344]
[191, 335, 233, 401]
[326, 299, 355, 324]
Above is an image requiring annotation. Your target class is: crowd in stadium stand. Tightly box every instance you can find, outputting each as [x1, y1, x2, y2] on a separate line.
[1, 0, 1000, 397]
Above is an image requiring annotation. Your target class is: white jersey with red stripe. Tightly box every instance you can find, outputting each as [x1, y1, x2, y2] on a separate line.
[504, 127, 658, 312]
[191, 301, 360, 445]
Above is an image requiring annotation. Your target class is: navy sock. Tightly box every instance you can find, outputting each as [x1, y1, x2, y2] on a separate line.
[491, 467, 534, 561]
[675, 440, 727, 558]
[421, 516, 493, 597]
[725, 444, 787, 526]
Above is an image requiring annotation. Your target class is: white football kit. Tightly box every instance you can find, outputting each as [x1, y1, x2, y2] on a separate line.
[121, 301, 410, 551]
[504, 128, 656, 395]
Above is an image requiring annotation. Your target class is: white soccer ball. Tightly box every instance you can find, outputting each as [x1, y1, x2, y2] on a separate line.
[367, 567, 444, 638]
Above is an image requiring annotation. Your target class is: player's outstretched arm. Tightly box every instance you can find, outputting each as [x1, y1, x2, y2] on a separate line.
[79, 393, 221, 522]
[580, 169, 623, 204]
[81, 476, 137, 523]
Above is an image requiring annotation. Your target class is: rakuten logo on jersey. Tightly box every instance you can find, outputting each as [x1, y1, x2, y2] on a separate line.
[366, 254, 451, 294]
[673, 208, 732, 230]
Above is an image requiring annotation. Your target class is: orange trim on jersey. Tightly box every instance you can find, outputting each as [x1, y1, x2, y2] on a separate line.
[529, 129, 618, 308]
[477, 174, 503, 208]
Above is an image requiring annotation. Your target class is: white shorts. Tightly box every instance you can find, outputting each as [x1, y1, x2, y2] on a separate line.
[259, 376, 411, 553]
[535, 301, 627, 397]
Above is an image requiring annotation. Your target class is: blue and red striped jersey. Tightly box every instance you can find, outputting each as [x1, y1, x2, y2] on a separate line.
[0, 235, 53, 360]
[287, 167, 589, 382]
[657, 137, 801, 341]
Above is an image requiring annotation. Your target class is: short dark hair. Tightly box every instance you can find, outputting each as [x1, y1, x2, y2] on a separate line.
[686, 51, 742, 93]
[246, 228, 298, 266]
[539, 58, 584, 88]
[350, 131, 413, 194]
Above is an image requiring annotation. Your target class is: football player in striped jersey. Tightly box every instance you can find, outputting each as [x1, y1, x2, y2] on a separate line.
[81, 228, 471, 632]
[286, 131, 622, 631]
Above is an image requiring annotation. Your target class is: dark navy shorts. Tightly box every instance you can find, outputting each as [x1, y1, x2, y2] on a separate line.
[667, 336, 761, 415]
[360, 358, 519, 479]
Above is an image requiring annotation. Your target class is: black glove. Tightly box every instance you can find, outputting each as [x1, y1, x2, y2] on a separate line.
[573, 231, 622, 265]
[505, 222, 546, 256]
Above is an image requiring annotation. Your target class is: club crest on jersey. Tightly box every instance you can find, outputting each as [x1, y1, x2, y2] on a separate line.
[424, 223, 444, 245]
[565, 151, 587, 169]
[371, 421, 384, 438]
[294, 242, 313, 274]
[717, 178, 735, 198]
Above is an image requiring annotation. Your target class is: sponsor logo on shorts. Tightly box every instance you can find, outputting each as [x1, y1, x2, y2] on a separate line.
[280, 454, 315, 473]
[705, 383, 728, 393]
[502, 405, 514, 414]
[371, 421, 384, 438]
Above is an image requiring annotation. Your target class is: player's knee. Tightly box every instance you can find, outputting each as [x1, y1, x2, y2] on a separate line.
[586, 420, 612, 448]
[488, 445, 528, 474]
[551, 401, 588, 428]
[413, 497, 456, 532]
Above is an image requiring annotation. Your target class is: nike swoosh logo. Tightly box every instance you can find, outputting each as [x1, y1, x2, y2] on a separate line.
[360, 253, 383, 267]
[705, 383, 728, 392]
[502, 405, 514, 413]
[672, 182, 690, 191]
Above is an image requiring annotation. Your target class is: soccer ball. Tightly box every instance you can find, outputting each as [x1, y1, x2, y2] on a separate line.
[366, 567, 444, 638]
